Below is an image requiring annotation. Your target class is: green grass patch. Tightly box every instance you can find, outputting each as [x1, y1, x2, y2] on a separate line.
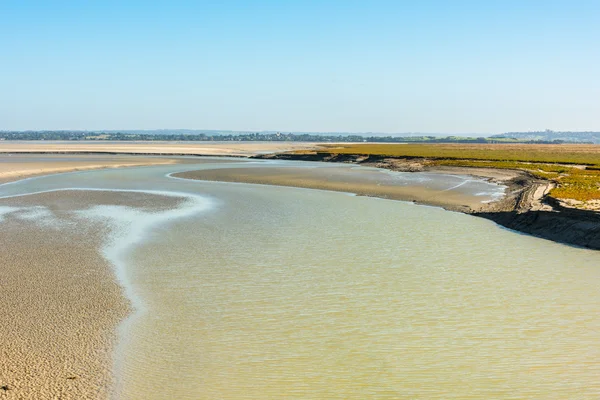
[304, 143, 600, 202]
[318, 143, 600, 166]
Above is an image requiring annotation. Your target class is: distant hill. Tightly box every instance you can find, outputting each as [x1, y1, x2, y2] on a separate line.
[492, 130, 600, 144]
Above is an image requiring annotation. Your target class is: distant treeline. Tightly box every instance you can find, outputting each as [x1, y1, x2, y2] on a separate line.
[0, 130, 579, 144]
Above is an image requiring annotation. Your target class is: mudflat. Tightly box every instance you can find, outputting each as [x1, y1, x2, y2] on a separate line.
[172, 166, 498, 212]
[0, 190, 184, 399]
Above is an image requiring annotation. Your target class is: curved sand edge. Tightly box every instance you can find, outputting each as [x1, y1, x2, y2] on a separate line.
[0, 190, 187, 399]
[0, 216, 130, 399]
[170, 165, 504, 213]
[0, 158, 179, 185]
[252, 152, 600, 249]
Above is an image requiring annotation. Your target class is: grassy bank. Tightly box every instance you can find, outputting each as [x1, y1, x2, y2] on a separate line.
[299, 144, 600, 203]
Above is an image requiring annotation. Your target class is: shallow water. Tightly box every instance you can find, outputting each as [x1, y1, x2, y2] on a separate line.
[2, 159, 599, 399]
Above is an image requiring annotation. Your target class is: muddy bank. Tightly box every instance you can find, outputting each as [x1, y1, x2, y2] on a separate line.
[476, 207, 600, 250]
[172, 166, 498, 213]
[254, 152, 600, 250]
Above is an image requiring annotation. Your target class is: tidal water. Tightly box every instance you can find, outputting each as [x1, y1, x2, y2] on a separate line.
[2, 159, 599, 399]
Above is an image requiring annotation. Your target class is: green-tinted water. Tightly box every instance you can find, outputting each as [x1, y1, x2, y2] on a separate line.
[2, 160, 599, 399]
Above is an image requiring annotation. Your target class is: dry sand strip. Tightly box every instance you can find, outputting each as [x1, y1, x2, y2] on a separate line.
[172, 166, 493, 212]
[0, 190, 183, 399]
[0, 141, 322, 157]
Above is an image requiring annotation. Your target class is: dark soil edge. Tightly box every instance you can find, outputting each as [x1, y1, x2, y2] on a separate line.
[254, 152, 600, 250]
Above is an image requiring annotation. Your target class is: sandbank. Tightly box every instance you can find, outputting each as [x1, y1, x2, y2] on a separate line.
[172, 166, 496, 212]
[0, 154, 179, 185]
[0, 190, 183, 399]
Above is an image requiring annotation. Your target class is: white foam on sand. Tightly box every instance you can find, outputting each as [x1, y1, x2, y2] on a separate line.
[74, 189, 214, 313]
[478, 186, 507, 203]
[0, 187, 215, 397]
[0, 206, 18, 222]
[442, 179, 473, 191]
[1, 187, 214, 310]
[0, 204, 63, 228]
[14, 206, 63, 227]
[71, 189, 214, 397]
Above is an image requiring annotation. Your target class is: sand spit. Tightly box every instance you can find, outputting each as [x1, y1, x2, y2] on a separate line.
[172, 166, 499, 213]
[0, 154, 182, 185]
[0, 189, 188, 399]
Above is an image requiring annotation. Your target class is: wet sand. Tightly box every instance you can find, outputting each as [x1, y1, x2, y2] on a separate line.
[0, 143, 322, 184]
[0, 154, 179, 185]
[172, 166, 495, 212]
[0, 190, 183, 399]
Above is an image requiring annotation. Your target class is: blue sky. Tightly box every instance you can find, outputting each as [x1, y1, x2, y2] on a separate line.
[1, 0, 599, 133]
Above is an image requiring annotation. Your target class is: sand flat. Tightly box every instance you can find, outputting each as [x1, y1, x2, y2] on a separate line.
[0, 217, 126, 399]
[172, 166, 495, 211]
[0, 143, 322, 184]
[0, 190, 184, 399]
[0, 154, 181, 184]
[0, 141, 321, 156]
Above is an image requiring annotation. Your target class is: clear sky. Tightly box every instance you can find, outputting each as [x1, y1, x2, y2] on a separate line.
[1, 0, 599, 134]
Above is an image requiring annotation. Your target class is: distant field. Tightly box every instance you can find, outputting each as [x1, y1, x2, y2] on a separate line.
[300, 143, 600, 202]
[316, 143, 600, 166]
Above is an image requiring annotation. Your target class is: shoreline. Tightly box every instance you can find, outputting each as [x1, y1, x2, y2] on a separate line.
[0, 162, 177, 185]
[0, 192, 132, 399]
[1, 154, 599, 398]
[75, 189, 214, 398]
[245, 152, 600, 250]
[171, 166, 504, 213]
[0, 188, 208, 399]
[0, 156, 181, 186]
[0, 142, 325, 185]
